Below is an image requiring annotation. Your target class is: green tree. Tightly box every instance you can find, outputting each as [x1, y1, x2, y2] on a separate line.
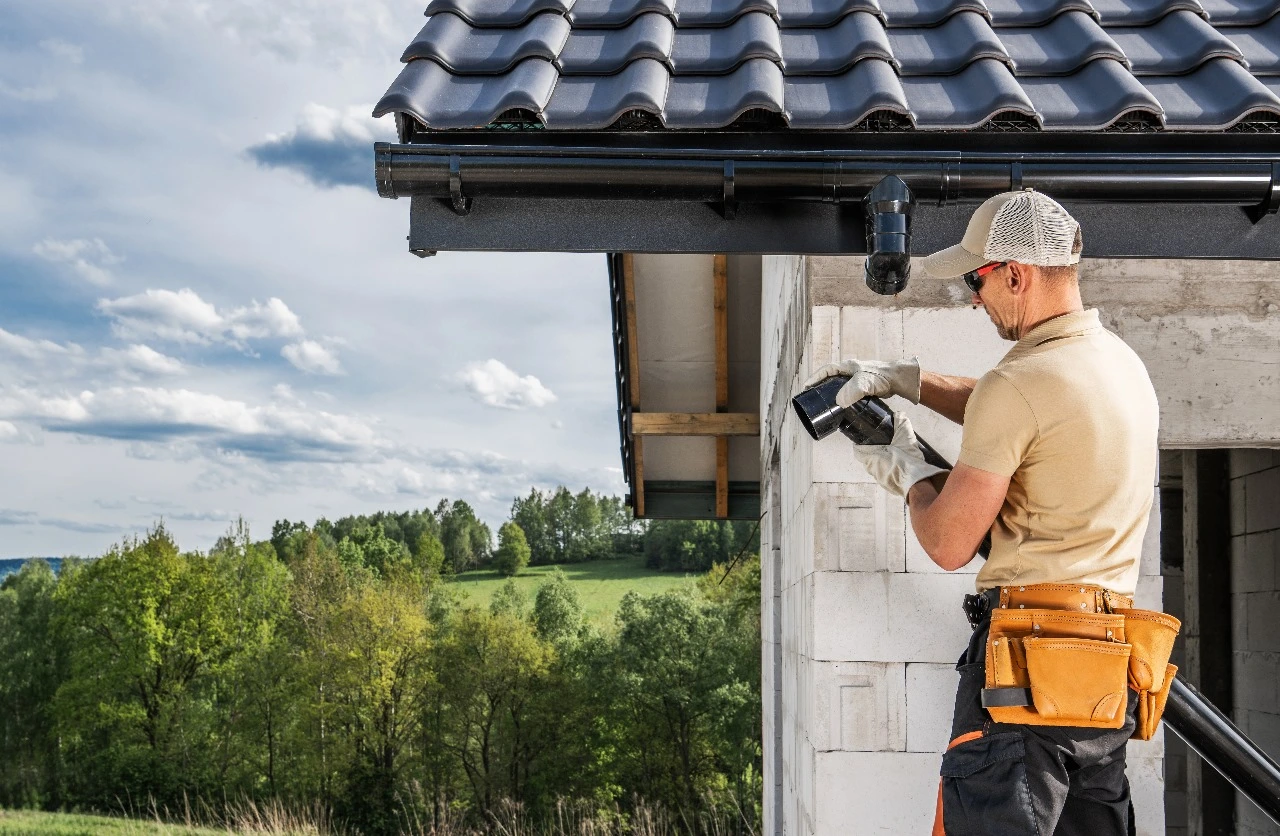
[493, 522, 531, 577]
[532, 569, 583, 645]
[490, 579, 529, 619]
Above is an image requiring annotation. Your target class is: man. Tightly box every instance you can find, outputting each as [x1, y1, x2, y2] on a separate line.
[804, 190, 1159, 835]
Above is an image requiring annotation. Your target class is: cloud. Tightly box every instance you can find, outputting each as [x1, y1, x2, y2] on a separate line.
[33, 238, 121, 286]
[282, 339, 342, 375]
[100, 345, 185, 377]
[0, 508, 122, 534]
[0, 386, 384, 463]
[0, 327, 84, 363]
[40, 39, 85, 65]
[0, 422, 18, 441]
[246, 104, 392, 189]
[457, 359, 557, 410]
[97, 288, 302, 346]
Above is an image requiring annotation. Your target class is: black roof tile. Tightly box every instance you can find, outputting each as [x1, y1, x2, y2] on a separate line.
[997, 12, 1125, 74]
[780, 12, 895, 73]
[378, 0, 1280, 131]
[670, 13, 782, 72]
[1019, 58, 1163, 127]
[1108, 11, 1243, 74]
[401, 12, 571, 72]
[557, 13, 675, 72]
[1143, 57, 1280, 126]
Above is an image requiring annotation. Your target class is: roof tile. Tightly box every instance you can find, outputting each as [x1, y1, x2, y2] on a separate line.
[401, 12, 571, 72]
[984, 0, 1096, 26]
[997, 11, 1125, 73]
[1143, 56, 1280, 126]
[558, 13, 676, 72]
[878, 0, 990, 27]
[1225, 12, 1280, 72]
[780, 12, 895, 73]
[1108, 11, 1243, 73]
[1198, 0, 1280, 25]
[776, 0, 884, 26]
[785, 59, 911, 125]
[423, 0, 574, 26]
[673, 0, 780, 25]
[671, 13, 783, 72]
[544, 58, 670, 126]
[887, 11, 1009, 74]
[567, 0, 675, 25]
[1088, 0, 1203, 25]
[902, 58, 1038, 127]
[1020, 57, 1163, 128]
[664, 58, 786, 125]
[373, 57, 559, 127]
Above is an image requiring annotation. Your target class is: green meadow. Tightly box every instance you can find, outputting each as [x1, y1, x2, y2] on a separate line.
[448, 555, 700, 627]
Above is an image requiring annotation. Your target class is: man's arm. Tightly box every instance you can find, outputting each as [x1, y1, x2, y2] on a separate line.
[906, 463, 1008, 571]
[919, 371, 978, 426]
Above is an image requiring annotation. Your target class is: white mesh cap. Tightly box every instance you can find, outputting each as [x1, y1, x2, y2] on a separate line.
[922, 189, 1082, 279]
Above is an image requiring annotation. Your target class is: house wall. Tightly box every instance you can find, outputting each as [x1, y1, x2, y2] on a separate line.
[1229, 450, 1280, 836]
[759, 255, 1280, 835]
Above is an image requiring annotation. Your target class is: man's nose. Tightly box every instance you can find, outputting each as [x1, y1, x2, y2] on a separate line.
[971, 292, 983, 307]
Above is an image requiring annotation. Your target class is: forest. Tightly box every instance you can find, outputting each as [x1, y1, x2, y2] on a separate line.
[0, 489, 762, 835]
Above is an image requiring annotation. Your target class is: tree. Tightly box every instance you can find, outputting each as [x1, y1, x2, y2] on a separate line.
[532, 569, 583, 644]
[493, 522, 531, 577]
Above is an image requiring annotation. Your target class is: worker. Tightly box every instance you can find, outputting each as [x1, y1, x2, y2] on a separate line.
[803, 190, 1159, 836]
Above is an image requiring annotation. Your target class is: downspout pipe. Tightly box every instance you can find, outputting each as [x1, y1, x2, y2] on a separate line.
[374, 142, 1280, 220]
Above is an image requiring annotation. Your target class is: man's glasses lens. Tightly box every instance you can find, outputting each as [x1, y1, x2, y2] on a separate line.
[963, 262, 1003, 294]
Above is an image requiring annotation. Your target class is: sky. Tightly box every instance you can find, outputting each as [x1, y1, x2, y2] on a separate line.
[0, 0, 624, 557]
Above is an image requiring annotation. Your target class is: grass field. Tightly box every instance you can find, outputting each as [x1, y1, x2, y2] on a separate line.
[449, 555, 698, 627]
[0, 809, 225, 835]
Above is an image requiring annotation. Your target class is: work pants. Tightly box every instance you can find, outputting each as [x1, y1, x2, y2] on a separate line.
[935, 618, 1139, 836]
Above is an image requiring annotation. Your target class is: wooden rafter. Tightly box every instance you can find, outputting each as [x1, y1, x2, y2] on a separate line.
[713, 254, 729, 518]
[631, 412, 759, 436]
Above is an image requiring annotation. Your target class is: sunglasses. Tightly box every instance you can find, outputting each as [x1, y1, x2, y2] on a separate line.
[963, 261, 1006, 294]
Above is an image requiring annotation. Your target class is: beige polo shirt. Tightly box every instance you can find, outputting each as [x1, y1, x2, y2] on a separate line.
[959, 309, 1159, 597]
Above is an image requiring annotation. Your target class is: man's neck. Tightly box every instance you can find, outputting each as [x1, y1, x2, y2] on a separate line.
[1017, 291, 1084, 340]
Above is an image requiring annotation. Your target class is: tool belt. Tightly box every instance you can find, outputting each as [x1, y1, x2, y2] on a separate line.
[969, 583, 1180, 739]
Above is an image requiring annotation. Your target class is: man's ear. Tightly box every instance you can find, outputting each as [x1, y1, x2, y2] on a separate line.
[1006, 261, 1028, 295]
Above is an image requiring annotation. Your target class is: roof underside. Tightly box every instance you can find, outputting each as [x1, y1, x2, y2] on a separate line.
[373, 0, 1280, 133]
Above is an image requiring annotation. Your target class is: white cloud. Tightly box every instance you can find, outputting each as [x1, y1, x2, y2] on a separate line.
[100, 344, 185, 377]
[395, 466, 425, 494]
[97, 288, 303, 346]
[247, 104, 393, 189]
[0, 421, 18, 440]
[0, 327, 84, 362]
[457, 359, 557, 410]
[40, 39, 85, 65]
[33, 237, 121, 286]
[0, 385, 384, 463]
[282, 339, 342, 375]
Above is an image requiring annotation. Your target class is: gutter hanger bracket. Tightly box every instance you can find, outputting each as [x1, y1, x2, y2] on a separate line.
[720, 160, 737, 220]
[1245, 161, 1280, 224]
[448, 154, 472, 216]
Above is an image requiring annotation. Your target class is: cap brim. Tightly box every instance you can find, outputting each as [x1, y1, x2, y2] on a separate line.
[921, 243, 987, 279]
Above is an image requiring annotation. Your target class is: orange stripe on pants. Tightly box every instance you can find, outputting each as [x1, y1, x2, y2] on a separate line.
[932, 731, 985, 835]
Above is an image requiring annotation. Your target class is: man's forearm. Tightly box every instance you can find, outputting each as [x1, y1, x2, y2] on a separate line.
[920, 371, 978, 425]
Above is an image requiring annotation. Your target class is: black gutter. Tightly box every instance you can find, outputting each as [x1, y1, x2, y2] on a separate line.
[375, 141, 1280, 220]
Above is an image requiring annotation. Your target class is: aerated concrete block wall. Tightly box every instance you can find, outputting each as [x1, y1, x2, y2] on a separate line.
[757, 254, 1280, 835]
[1229, 450, 1280, 836]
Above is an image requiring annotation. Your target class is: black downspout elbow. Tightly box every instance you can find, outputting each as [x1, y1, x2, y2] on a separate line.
[863, 175, 915, 296]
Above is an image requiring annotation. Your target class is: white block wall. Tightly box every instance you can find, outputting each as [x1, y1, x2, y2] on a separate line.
[760, 256, 1171, 835]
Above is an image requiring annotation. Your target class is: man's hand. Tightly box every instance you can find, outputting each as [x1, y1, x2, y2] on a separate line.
[803, 357, 922, 408]
[851, 412, 947, 498]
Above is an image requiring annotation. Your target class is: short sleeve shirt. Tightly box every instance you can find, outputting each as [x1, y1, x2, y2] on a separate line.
[958, 309, 1160, 597]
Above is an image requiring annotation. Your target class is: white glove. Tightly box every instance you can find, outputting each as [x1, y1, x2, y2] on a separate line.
[802, 357, 922, 408]
[852, 412, 948, 498]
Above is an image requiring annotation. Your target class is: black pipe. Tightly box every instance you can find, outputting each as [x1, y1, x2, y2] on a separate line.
[790, 380, 1280, 826]
[374, 142, 1279, 209]
[1165, 677, 1280, 826]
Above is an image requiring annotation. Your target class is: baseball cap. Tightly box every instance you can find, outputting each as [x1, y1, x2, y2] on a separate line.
[922, 189, 1082, 279]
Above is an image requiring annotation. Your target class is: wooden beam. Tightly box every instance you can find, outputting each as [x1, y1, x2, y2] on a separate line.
[622, 253, 644, 517]
[713, 254, 729, 518]
[631, 412, 759, 436]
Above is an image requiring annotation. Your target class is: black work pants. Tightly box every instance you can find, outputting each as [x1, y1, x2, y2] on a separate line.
[937, 620, 1139, 836]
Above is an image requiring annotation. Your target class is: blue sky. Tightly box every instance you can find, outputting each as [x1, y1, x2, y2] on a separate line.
[0, 0, 622, 556]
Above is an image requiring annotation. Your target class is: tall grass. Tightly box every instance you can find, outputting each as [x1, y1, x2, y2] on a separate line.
[398, 795, 757, 836]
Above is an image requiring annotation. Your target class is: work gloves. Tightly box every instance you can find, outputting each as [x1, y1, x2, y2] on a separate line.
[851, 412, 948, 498]
[802, 357, 922, 408]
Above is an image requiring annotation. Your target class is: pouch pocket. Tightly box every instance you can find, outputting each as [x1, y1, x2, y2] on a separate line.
[1115, 609, 1181, 693]
[1135, 663, 1178, 740]
[1024, 638, 1132, 727]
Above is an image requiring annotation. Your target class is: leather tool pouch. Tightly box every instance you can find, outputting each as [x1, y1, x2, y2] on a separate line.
[984, 609, 1131, 728]
[1113, 608, 1182, 740]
